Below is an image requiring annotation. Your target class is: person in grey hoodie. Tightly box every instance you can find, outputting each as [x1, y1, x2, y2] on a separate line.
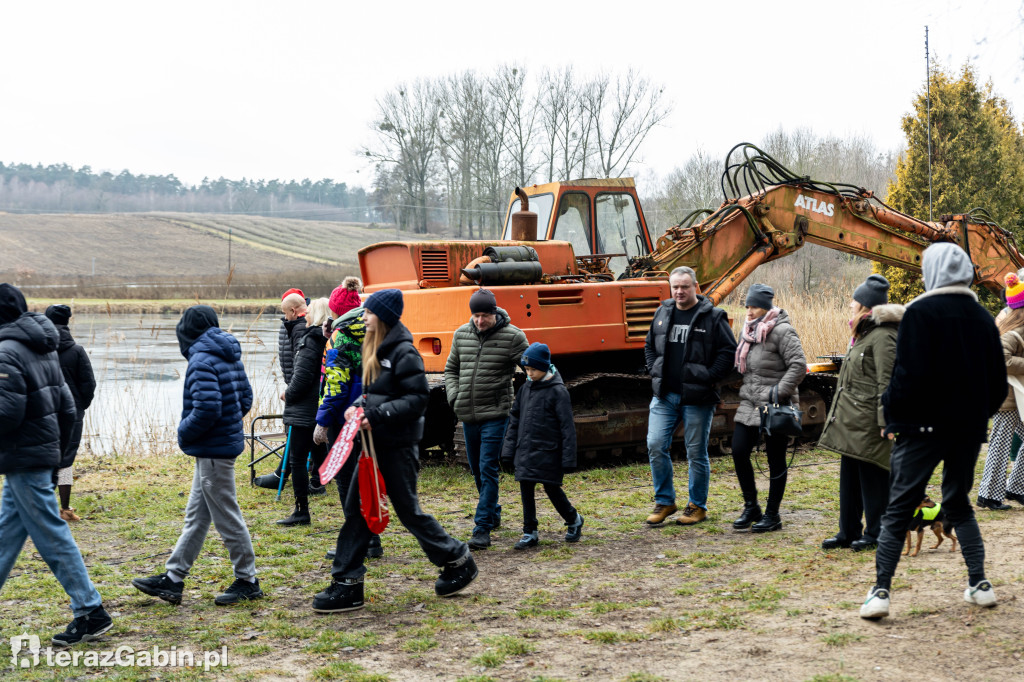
[860, 243, 1006, 620]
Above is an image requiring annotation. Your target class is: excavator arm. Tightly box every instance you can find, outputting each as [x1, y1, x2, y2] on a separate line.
[627, 143, 1024, 303]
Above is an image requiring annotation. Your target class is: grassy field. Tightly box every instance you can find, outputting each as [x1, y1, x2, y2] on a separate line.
[25, 297, 283, 315]
[0, 212, 433, 280]
[3, 447, 1022, 681]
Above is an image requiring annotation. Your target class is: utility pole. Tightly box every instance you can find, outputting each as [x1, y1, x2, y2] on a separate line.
[228, 228, 232, 275]
[925, 25, 933, 222]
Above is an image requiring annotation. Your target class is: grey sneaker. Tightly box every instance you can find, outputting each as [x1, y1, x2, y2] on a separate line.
[514, 531, 539, 550]
[565, 513, 584, 543]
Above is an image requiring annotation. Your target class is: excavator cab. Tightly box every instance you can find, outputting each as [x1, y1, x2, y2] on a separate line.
[501, 178, 653, 278]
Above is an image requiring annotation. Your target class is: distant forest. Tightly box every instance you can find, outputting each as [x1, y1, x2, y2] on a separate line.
[0, 162, 374, 221]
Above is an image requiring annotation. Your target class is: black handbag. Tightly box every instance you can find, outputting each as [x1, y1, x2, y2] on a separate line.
[759, 385, 803, 438]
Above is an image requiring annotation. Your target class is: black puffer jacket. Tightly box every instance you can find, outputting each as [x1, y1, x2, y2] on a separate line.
[0, 313, 76, 473]
[644, 296, 738, 404]
[500, 370, 576, 486]
[278, 316, 307, 384]
[360, 322, 429, 447]
[56, 325, 96, 414]
[283, 324, 328, 428]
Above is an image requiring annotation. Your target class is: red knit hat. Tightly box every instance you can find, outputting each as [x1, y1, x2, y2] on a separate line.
[329, 277, 363, 316]
[281, 287, 305, 301]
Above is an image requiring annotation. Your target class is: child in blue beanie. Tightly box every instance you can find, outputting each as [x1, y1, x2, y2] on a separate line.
[500, 342, 583, 548]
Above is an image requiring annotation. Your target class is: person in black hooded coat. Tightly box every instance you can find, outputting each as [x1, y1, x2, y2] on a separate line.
[0, 283, 113, 646]
[45, 304, 96, 522]
[501, 343, 583, 549]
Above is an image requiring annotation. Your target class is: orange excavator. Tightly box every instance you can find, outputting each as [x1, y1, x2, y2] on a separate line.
[357, 143, 1024, 459]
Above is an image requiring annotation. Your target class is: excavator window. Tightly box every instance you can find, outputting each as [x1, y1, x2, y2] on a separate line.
[595, 192, 644, 277]
[502, 193, 554, 240]
[553, 192, 593, 257]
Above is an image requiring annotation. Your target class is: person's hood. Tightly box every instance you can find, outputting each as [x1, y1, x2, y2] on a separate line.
[176, 305, 220, 357]
[922, 242, 975, 291]
[376, 321, 414, 359]
[283, 316, 307, 331]
[297, 323, 327, 349]
[0, 312, 59, 355]
[469, 307, 511, 337]
[334, 305, 365, 330]
[56, 325, 77, 352]
[188, 327, 242, 362]
[870, 304, 906, 326]
[528, 366, 564, 390]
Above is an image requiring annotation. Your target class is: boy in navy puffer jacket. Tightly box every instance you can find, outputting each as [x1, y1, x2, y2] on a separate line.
[132, 306, 263, 606]
[501, 343, 583, 549]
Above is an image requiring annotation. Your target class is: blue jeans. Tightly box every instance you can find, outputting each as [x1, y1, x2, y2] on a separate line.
[0, 469, 103, 617]
[463, 418, 507, 532]
[646, 394, 715, 509]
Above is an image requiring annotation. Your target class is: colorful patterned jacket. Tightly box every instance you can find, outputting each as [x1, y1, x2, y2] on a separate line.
[316, 306, 365, 427]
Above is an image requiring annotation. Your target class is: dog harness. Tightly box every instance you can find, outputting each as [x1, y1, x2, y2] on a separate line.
[920, 503, 941, 522]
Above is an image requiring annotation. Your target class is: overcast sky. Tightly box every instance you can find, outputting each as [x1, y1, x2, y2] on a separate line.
[2, 0, 1022, 190]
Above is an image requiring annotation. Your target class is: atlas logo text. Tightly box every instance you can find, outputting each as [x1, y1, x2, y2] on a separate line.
[794, 194, 834, 217]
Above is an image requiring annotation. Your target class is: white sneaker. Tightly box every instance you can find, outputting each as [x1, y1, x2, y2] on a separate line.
[860, 586, 890, 619]
[964, 579, 997, 607]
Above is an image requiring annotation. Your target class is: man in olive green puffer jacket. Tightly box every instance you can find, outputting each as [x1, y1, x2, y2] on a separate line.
[444, 289, 529, 550]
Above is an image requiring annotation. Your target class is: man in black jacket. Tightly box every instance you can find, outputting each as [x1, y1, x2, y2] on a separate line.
[643, 267, 737, 526]
[860, 243, 1006, 620]
[254, 288, 309, 489]
[0, 284, 112, 646]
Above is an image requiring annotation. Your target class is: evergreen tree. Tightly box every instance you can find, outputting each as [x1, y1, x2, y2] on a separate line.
[876, 63, 1024, 306]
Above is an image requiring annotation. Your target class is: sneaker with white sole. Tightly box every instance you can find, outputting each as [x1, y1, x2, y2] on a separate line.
[859, 586, 890, 619]
[964, 579, 997, 607]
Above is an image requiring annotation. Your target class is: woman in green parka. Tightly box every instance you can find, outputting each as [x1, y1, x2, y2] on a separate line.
[818, 274, 904, 552]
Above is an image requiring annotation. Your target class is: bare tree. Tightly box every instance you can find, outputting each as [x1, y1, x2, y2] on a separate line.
[489, 64, 539, 186]
[585, 70, 671, 178]
[438, 72, 490, 238]
[363, 80, 441, 233]
[538, 67, 593, 181]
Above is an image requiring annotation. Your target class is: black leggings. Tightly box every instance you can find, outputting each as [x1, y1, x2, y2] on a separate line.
[731, 423, 789, 512]
[286, 425, 328, 501]
[520, 481, 577, 532]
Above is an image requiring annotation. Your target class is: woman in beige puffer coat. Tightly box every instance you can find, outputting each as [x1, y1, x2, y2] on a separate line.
[730, 284, 806, 533]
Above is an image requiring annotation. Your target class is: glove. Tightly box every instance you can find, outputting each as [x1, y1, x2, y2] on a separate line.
[313, 424, 329, 445]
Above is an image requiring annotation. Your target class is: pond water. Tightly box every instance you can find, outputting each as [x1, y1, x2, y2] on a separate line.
[69, 313, 283, 455]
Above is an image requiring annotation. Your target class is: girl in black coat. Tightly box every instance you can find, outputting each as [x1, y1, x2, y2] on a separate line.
[45, 304, 96, 522]
[312, 289, 476, 613]
[501, 343, 584, 549]
[277, 299, 331, 526]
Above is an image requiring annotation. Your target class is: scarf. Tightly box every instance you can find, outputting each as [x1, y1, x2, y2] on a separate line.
[735, 307, 780, 374]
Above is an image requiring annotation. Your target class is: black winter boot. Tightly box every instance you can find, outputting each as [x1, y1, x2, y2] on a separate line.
[751, 509, 782, 533]
[732, 500, 762, 530]
[277, 500, 311, 526]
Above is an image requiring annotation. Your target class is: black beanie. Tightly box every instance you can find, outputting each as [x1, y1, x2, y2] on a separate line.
[45, 304, 72, 326]
[176, 305, 220, 357]
[853, 274, 890, 309]
[469, 288, 497, 315]
[364, 288, 404, 327]
[0, 283, 28, 324]
[745, 283, 775, 310]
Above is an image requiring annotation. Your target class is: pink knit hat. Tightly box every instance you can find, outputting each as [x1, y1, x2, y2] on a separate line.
[329, 277, 363, 316]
